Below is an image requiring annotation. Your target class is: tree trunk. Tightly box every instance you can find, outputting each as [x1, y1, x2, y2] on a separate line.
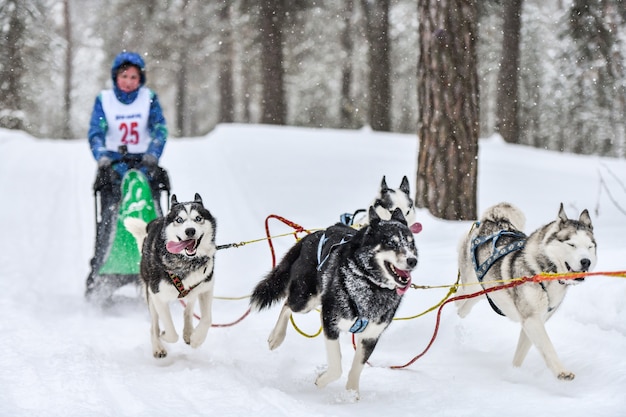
[340, 0, 356, 128]
[0, 1, 25, 130]
[496, 0, 523, 144]
[362, 0, 391, 131]
[415, 0, 479, 220]
[62, 0, 73, 139]
[176, 49, 188, 137]
[219, 2, 234, 123]
[259, 0, 286, 125]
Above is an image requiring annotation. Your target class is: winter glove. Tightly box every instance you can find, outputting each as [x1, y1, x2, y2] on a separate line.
[98, 156, 112, 168]
[141, 154, 158, 167]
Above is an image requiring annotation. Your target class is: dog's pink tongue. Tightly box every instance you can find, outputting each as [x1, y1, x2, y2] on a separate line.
[395, 267, 412, 295]
[396, 276, 412, 295]
[410, 222, 423, 234]
[166, 240, 195, 254]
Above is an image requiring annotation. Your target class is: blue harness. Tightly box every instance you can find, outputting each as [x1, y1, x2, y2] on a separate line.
[470, 224, 527, 316]
[316, 227, 368, 333]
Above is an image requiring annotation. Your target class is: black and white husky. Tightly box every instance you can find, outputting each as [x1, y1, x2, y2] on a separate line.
[124, 193, 217, 359]
[354, 175, 422, 234]
[250, 207, 418, 398]
[456, 202, 597, 380]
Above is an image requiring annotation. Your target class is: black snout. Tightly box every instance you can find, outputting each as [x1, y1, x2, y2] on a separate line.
[581, 258, 591, 271]
[407, 257, 417, 268]
[185, 227, 196, 238]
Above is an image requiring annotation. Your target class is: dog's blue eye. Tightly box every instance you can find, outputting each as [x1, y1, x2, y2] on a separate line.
[195, 216, 203, 222]
[176, 217, 184, 224]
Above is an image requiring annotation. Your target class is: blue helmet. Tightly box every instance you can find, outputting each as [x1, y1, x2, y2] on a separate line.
[111, 51, 146, 86]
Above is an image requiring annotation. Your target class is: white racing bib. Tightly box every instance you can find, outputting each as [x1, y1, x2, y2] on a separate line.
[101, 87, 151, 154]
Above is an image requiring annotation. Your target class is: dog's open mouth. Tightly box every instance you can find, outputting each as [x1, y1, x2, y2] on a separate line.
[563, 262, 586, 284]
[385, 261, 412, 295]
[166, 237, 201, 256]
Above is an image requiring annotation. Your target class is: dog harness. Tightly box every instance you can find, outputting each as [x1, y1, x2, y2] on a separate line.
[316, 233, 351, 271]
[470, 224, 527, 316]
[167, 271, 211, 298]
[316, 229, 369, 333]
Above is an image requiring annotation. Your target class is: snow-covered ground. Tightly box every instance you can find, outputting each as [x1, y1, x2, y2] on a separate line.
[1, 124, 625, 416]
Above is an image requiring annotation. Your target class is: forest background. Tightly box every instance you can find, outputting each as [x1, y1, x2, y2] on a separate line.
[1, 0, 625, 159]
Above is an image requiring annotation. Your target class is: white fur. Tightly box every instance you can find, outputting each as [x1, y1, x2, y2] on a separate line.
[124, 208, 216, 359]
[456, 203, 597, 380]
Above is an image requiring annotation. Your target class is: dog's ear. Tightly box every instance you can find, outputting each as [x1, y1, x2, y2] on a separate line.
[399, 176, 410, 195]
[579, 209, 593, 230]
[557, 202, 568, 223]
[171, 194, 178, 205]
[368, 206, 381, 224]
[391, 207, 407, 225]
[194, 193, 203, 204]
[380, 176, 389, 192]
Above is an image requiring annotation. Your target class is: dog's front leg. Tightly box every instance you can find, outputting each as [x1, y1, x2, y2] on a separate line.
[189, 290, 213, 348]
[315, 335, 342, 388]
[152, 296, 178, 344]
[345, 336, 378, 398]
[148, 296, 168, 358]
[519, 316, 574, 380]
[182, 297, 197, 345]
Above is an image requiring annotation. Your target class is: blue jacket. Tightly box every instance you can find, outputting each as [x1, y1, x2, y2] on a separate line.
[88, 52, 168, 167]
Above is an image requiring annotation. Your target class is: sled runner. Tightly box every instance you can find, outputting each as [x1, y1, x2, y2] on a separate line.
[85, 156, 170, 304]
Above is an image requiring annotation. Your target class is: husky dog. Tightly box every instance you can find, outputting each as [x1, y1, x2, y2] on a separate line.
[124, 193, 217, 359]
[352, 176, 422, 234]
[456, 202, 596, 380]
[251, 207, 418, 397]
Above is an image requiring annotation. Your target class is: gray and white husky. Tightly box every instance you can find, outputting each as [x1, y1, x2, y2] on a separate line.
[124, 193, 217, 359]
[250, 207, 418, 398]
[456, 202, 597, 380]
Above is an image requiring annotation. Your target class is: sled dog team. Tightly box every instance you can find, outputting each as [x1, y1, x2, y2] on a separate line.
[124, 176, 597, 398]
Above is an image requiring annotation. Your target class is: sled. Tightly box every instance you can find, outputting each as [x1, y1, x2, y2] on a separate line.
[85, 160, 170, 304]
[98, 169, 158, 275]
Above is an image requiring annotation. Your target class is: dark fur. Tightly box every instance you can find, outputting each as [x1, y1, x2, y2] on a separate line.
[125, 193, 217, 359]
[251, 207, 418, 397]
[140, 197, 216, 294]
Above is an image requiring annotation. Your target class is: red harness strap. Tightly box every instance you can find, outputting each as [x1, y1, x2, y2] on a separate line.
[168, 272, 203, 298]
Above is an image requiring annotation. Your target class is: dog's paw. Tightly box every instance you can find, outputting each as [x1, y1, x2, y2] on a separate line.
[557, 371, 575, 381]
[315, 369, 341, 388]
[160, 330, 179, 344]
[267, 330, 286, 350]
[341, 389, 360, 402]
[153, 348, 168, 359]
[189, 328, 209, 348]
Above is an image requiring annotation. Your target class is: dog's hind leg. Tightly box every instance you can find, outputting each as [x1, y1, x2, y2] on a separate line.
[267, 303, 292, 350]
[148, 296, 168, 358]
[512, 327, 532, 367]
[315, 336, 342, 389]
[189, 290, 213, 348]
[519, 316, 574, 380]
